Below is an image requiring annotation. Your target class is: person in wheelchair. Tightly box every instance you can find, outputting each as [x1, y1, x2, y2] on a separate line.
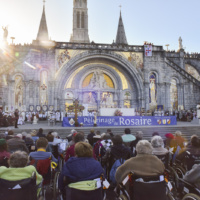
[0, 151, 42, 195]
[151, 135, 168, 155]
[29, 137, 58, 163]
[0, 138, 10, 167]
[58, 142, 104, 196]
[184, 164, 200, 189]
[101, 135, 133, 181]
[176, 135, 200, 171]
[115, 140, 165, 184]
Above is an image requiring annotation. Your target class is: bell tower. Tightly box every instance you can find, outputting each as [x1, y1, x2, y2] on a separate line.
[70, 0, 90, 43]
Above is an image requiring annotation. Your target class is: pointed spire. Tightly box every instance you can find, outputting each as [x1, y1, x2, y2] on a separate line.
[115, 9, 128, 45]
[36, 1, 49, 41]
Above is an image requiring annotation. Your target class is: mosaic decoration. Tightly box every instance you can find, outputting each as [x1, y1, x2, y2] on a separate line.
[56, 49, 86, 71]
[82, 71, 114, 89]
[115, 52, 143, 70]
[185, 64, 200, 81]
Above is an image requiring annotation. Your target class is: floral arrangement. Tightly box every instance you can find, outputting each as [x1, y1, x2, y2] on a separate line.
[114, 109, 123, 116]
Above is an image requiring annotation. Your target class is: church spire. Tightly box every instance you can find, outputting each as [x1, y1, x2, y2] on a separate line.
[36, 0, 49, 41]
[115, 9, 128, 45]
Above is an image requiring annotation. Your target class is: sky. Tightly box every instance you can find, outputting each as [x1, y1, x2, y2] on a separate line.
[0, 0, 200, 53]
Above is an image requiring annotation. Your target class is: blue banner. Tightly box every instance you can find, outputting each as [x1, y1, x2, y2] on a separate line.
[62, 116, 177, 127]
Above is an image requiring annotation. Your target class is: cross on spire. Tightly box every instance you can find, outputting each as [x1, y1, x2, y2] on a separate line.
[43, 0, 46, 6]
[119, 5, 122, 11]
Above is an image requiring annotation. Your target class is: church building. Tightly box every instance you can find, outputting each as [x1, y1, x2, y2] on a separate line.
[0, 0, 200, 114]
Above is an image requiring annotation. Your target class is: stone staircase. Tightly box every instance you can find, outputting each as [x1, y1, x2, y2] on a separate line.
[2, 123, 200, 142]
[165, 58, 200, 86]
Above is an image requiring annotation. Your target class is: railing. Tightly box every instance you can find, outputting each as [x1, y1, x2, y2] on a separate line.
[165, 58, 200, 87]
[55, 42, 163, 52]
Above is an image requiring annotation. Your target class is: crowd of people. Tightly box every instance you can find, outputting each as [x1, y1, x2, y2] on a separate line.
[0, 127, 200, 199]
[0, 108, 65, 128]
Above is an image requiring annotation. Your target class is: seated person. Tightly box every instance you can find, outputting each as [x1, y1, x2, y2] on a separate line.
[0, 139, 10, 167]
[51, 132, 67, 154]
[164, 133, 174, 150]
[7, 134, 29, 153]
[184, 164, 200, 189]
[102, 135, 133, 170]
[173, 130, 186, 152]
[30, 130, 39, 143]
[151, 136, 168, 155]
[59, 142, 104, 194]
[122, 128, 136, 148]
[130, 131, 143, 152]
[115, 140, 165, 183]
[65, 132, 85, 162]
[176, 135, 200, 170]
[29, 137, 58, 163]
[0, 151, 42, 195]
[51, 132, 63, 146]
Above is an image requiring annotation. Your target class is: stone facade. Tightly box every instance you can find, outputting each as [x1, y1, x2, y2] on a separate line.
[0, 42, 200, 113]
[0, 2, 200, 114]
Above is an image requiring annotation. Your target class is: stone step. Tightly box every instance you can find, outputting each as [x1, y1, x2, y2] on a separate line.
[1, 122, 199, 142]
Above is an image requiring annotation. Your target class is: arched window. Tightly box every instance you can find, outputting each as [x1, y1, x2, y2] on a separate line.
[170, 78, 178, 110]
[77, 12, 80, 28]
[149, 73, 157, 108]
[81, 12, 84, 28]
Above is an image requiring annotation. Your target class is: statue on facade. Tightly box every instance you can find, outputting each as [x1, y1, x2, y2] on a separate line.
[87, 69, 111, 89]
[149, 79, 156, 105]
[2, 26, 8, 41]
[179, 36, 183, 49]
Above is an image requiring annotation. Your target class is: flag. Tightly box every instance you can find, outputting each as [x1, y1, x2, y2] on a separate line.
[144, 45, 152, 56]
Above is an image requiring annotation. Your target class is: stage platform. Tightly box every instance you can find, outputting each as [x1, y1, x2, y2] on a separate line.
[0, 121, 199, 141]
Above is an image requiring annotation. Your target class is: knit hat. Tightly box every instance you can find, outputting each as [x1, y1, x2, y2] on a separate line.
[165, 133, 174, 139]
[0, 139, 6, 146]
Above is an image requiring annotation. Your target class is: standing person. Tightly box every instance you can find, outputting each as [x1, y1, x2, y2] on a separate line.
[14, 109, 19, 128]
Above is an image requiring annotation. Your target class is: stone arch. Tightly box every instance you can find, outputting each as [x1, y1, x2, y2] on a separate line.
[73, 64, 121, 90]
[55, 51, 144, 108]
[10, 72, 25, 81]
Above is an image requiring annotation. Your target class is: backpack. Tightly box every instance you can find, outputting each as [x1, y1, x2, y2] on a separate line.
[109, 158, 125, 184]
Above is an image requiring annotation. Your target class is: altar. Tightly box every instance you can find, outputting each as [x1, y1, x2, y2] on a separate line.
[99, 108, 135, 116]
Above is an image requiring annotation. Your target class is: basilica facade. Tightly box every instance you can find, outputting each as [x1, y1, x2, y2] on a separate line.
[0, 0, 200, 114]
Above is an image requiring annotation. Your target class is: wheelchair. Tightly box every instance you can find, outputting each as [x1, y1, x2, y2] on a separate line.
[0, 172, 37, 200]
[175, 178, 200, 200]
[29, 156, 61, 200]
[114, 171, 175, 200]
[0, 156, 9, 167]
[170, 151, 200, 190]
[62, 175, 107, 200]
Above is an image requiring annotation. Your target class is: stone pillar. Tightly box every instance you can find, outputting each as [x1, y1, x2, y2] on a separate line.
[60, 99, 66, 114]
[179, 49, 185, 69]
[144, 82, 149, 110]
[177, 83, 183, 108]
[119, 90, 123, 108]
[9, 81, 15, 109]
[165, 83, 171, 111]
